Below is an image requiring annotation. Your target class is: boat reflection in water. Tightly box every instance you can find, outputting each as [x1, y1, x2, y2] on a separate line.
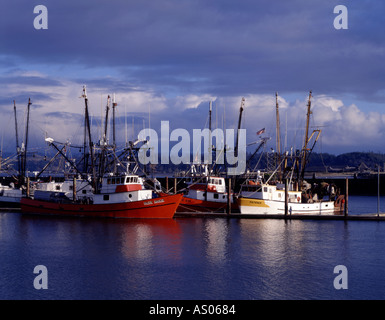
[3, 206, 385, 299]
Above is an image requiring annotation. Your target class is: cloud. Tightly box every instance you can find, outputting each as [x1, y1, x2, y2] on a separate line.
[1, 0, 384, 100]
[175, 94, 217, 110]
[1, 1, 385, 155]
[1, 69, 384, 156]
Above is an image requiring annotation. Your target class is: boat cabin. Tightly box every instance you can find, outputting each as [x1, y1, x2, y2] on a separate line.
[240, 180, 302, 203]
[101, 174, 144, 194]
[186, 176, 226, 193]
[33, 179, 93, 201]
[185, 176, 231, 203]
[94, 173, 152, 204]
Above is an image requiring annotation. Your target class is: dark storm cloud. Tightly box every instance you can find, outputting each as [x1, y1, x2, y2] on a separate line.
[2, 0, 384, 99]
[0, 75, 62, 87]
[0, 92, 54, 112]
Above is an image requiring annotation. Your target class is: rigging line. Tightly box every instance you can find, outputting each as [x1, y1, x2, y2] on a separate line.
[251, 143, 267, 173]
[319, 134, 328, 172]
[242, 156, 288, 198]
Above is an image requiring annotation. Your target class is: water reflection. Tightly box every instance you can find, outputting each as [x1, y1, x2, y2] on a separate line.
[204, 219, 228, 264]
[237, 219, 353, 299]
[120, 219, 182, 263]
[3, 208, 385, 299]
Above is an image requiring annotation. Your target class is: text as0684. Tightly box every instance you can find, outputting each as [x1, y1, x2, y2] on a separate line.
[193, 305, 236, 315]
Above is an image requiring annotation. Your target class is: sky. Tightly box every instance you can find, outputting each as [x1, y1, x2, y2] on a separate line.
[1, 0, 385, 159]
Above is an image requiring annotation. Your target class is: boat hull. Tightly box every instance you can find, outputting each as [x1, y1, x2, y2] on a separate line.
[237, 197, 343, 215]
[20, 193, 183, 219]
[0, 196, 21, 208]
[177, 196, 239, 213]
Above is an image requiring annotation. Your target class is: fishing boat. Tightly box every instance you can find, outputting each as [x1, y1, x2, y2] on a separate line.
[21, 173, 182, 218]
[0, 183, 22, 208]
[237, 177, 344, 215]
[20, 86, 182, 218]
[237, 91, 345, 216]
[177, 174, 238, 212]
[177, 99, 246, 213]
[0, 99, 33, 208]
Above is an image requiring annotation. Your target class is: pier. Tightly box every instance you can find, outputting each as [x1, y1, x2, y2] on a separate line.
[175, 212, 385, 221]
[2, 206, 385, 221]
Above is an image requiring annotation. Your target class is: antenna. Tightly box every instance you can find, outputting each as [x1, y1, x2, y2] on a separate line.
[112, 93, 117, 147]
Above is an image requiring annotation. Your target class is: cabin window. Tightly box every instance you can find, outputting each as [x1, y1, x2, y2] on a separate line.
[56, 185, 61, 191]
[264, 187, 268, 192]
[219, 180, 222, 185]
[214, 194, 218, 199]
[103, 195, 109, 201]
[134, 177, 137, 183]
[82, 190, 87, 194]
[107, 178, 111, 185]
[69, 186, 73, 191]
[112, 179, 115, 185]
[125, 177, 129, 184]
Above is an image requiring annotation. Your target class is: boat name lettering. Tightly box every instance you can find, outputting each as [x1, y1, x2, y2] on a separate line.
[250, 200, 264, 205]
[154, 199, 165, 204]
[144, 201, 153, 205]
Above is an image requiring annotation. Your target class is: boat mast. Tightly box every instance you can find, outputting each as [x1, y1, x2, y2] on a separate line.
[275, 92, 282, 181]
[112, 94, 117, 148]
[99, 95, 111, 179]
[81, 86, 97, 191]
[300, 90, 312, 182]
[208, 101, 212, 169]
[204, 101, 213, 202]
[234, 97, 245, 158]
[112, 94, 118, 174]
[13, 100, 21, 176]
[83, 101, 88, 174]
[104, 95, 110, 143]
[20, 98, 31, 185]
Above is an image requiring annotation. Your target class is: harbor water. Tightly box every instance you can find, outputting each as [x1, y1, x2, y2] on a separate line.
[1, 195, 385, 300]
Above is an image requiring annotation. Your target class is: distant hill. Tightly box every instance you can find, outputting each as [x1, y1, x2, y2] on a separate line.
[2, 151, 385, 175]
[306, 152, 385, 172]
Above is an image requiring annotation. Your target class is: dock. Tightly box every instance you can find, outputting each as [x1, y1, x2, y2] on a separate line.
[3, 207, 385, 221]
[175, 212, 385, 221]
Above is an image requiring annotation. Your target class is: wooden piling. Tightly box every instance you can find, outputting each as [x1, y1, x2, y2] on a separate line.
[284, 178, 288, 216]
[344, 178, 348, 217]
[378, 166, 380, 217]
[26, 177, 30, 198]
[73, 176, 77, 201]
[227, 178, 232, 215]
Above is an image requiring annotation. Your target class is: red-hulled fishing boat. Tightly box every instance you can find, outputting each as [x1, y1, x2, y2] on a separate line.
[177, 175, 238, 213]
[20, 86, 182, 218]
[21, 173, 182, 218]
